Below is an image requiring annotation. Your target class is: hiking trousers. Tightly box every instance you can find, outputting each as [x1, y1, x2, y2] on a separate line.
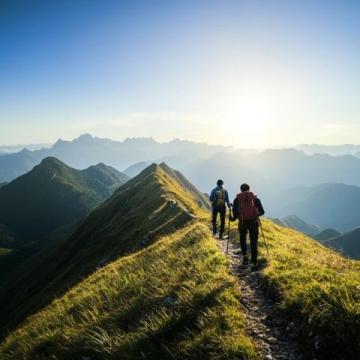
[239, 219, 259, 264]
[212, 207, 226, 236]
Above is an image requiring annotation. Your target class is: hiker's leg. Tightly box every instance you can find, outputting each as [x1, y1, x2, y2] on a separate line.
[219, 208, 226, 237]
[212, 208, 218, 234]
[249, 220, 259, 264]
[239, 223, 248, 256]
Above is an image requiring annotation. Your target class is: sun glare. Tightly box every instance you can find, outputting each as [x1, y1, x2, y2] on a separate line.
[213, 94, 273, 148]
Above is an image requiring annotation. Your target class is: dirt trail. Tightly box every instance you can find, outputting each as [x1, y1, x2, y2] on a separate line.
[217, 237, 304, 360]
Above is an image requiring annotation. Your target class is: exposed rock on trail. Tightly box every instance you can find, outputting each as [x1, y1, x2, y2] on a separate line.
[217, 238, 304, 360]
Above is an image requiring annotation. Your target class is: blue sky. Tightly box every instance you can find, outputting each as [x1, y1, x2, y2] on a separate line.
[0, 0, 359, 147]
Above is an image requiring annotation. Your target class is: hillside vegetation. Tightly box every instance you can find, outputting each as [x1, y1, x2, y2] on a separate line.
[0, 157, 129, 289]
[0, 223, 257, 360]
[256, 220, 360, 359]
[0, 161, 359, 359]
[0, 157, 128, 245]
[0, 163, 210, 339]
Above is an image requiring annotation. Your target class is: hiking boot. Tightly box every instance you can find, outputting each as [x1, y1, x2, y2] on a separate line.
[242, 255, 249, 265]
[219, 233, 223, 240]
[251, 262, 258, 271]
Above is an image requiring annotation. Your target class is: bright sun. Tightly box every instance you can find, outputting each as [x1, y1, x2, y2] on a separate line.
[214, 94, 273, 148]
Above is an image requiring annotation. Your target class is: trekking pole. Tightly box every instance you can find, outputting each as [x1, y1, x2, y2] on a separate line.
[226, 205, 232, 255]
[259, 218, 270, 259]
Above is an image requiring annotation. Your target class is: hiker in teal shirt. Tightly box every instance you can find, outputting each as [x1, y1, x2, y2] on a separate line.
[209, 179, 230, 239]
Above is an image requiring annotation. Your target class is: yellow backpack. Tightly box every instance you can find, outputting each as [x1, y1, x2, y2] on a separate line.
[215, 189, 225, 208]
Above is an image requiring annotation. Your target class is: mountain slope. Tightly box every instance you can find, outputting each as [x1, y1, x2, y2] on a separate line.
[258, 221, 360, 359]
[0, 148, 40, 182]
[271, 183, 360, 231]
[123, 161, 150, 177]
[324, 228, 360, 259]
[281, 215, 322, 236]
[0, 157, 128, 246]
[0, 225, 15, 250]
[0, 165, 359, 359]
[0, 223, 257, 360]
[314, 228, 341, 241]
[270, 215, 323, 237]
[2, 213, 359, 359]
[0, 163, 210, 338]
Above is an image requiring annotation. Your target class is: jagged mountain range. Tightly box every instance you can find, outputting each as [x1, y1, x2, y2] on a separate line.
[297, 144, 360, 157]
[0, 134, 231, 182]
[3, 134, 360, 195]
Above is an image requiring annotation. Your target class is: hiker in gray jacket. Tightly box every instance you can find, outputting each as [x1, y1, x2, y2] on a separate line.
[209, 179, 230, 239]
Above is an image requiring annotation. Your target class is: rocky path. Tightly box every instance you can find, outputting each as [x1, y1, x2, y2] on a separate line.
[217, 237, 304, 360]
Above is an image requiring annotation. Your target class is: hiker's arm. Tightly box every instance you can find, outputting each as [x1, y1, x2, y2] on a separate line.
[209, 189, 215, 202]
[231, 198, 239, 221]
[255, 198, 265, 216]
[225, 190, 231, 207]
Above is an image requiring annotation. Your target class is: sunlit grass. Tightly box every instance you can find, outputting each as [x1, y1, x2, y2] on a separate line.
[255, 220, 360, 359]
[0, 223, 258, 360]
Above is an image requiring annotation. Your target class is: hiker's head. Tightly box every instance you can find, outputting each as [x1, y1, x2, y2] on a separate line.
[217, 179, 224, 187]
[240, 183, 250, 192]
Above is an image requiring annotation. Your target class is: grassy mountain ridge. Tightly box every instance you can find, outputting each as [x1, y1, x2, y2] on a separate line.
[0, 223, 257, 360]
[0, 161, 359, 359]
[0, 157, 129, 291]
[0, 163, 210, 339]
[257, 220, 360, 359]
[2, 207, 359, 359]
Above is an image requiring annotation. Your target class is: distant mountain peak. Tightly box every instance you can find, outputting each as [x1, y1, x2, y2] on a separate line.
[74, 133, 95, 144]
[39, 156, 64, 166]
[0, 156, 128, 246]
[123, 137, 158, 145]
[53, 138, 66, 147]
[93, 162, 107, 169]
[123, 161, 150, 178]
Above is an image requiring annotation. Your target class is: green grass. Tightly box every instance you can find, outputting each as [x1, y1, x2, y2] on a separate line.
[0, 223, 257, 360]
[0, 157, 128, 244]
[2, 162, 359, 360]
[0, 163, 210, 339]
[252, 220, 360, 359]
